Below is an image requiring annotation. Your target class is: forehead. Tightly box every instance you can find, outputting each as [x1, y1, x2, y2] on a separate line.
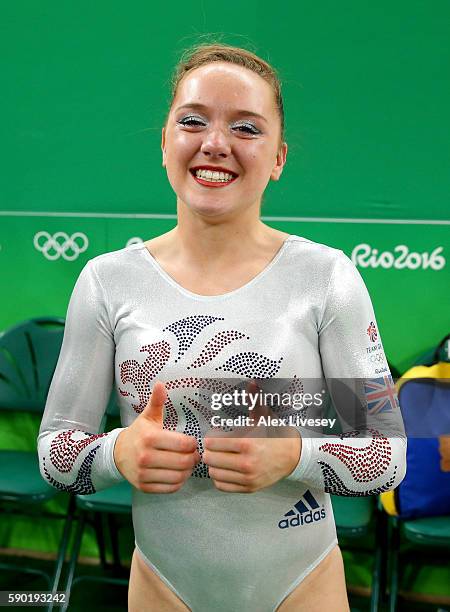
[173, 62, 277, 116]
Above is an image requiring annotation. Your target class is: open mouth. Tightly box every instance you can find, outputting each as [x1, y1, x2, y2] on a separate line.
[190, 166, 238, 187]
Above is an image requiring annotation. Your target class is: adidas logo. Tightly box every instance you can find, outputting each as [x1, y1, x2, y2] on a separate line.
[278, 490, 326, 529]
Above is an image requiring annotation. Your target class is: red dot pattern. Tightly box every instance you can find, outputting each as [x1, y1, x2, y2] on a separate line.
[163, 395, 178, 431]
[119, 340, 170, 413]
[318, 429, 392, 482]
[49, 430, 108, 473]
[165, 377, 235, 394]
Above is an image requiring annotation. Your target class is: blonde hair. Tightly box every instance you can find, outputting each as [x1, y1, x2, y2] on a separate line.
[168, 43, 285, 141]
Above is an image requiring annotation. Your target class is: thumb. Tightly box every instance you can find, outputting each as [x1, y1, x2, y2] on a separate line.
[247, 380, 265, 421]
[141, 380, 167, 427]
[247, 380, 274, 425]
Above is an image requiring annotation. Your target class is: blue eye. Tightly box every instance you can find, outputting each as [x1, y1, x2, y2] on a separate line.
[177, 116, 261, 135]
[232, 122, 261, 135]
[177, 115, 206, 127]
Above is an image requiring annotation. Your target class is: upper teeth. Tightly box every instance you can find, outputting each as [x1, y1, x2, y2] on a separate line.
[195, 169, 235, 182]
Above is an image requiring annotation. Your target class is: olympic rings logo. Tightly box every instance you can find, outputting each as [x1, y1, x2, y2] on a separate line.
[126, 236, 143, 247]
[33, 231, 89, 261]
[369, 353, 385, 364]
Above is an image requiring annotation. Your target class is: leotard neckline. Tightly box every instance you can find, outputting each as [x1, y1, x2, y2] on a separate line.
[135, 234, 295, 301]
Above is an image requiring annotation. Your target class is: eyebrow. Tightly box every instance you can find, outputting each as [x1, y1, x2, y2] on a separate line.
[174, 103, 268, 123]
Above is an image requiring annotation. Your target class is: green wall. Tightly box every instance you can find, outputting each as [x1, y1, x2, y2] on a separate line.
[1, 1, 449, 373]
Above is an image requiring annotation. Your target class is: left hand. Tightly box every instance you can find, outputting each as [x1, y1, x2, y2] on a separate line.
[203, 381, 302, 493]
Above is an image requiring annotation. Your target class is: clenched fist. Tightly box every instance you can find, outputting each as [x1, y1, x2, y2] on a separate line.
[203, 381, 302, 493]
[113, 380, 201, 493]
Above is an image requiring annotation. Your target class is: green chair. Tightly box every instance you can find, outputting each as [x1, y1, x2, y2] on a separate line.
[386, 514, 450, 611]
[327, 375, 396, 612]
[61, 399, 133, 612]
[384, 338, 450, 611]
[332, 495, 386, 612]
[0, 318, 76, 601]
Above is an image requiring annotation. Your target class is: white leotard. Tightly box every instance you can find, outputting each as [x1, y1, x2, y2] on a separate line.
[38, 235, 406, 611]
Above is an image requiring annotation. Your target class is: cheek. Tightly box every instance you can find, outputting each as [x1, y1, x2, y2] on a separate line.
[244, 145, 277, 178]
[166, 131, 198, 161]
[248, 138, 277, 161]
[239, 143, 262, 167]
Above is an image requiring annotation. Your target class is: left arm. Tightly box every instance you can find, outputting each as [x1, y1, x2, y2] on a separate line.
[286, 252, 407, 495]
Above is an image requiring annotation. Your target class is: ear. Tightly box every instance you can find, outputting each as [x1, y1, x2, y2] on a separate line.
[270, 142, 288, 181]
[161, 126, 167, 167]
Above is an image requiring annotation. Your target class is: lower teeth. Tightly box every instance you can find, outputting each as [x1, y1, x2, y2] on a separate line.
[198, 177, 232, 183]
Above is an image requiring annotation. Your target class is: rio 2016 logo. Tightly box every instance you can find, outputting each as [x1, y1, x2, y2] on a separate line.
[351, 244, 446, 270]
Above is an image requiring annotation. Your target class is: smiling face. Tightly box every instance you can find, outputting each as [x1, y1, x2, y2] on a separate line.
[161, 62, 287, 218]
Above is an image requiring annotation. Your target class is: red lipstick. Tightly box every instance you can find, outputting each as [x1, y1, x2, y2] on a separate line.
[190, 165, 238, 188]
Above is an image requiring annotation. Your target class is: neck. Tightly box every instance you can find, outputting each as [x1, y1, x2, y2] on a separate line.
[172, 199, 273, 265]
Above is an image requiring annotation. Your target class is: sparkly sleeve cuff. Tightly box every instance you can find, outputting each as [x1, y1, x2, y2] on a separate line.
[286, 435, 314, 483]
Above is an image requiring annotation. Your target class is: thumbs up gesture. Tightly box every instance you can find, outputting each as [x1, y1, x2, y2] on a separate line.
[203, 380, 302, 493]
[114, 380, 201, 493]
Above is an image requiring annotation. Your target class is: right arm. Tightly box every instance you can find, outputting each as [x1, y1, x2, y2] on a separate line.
[37, 259, 125, 495]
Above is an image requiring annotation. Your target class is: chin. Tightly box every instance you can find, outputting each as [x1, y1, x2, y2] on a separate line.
[191, 204, 233, 218]
[182, 196, 238, 217]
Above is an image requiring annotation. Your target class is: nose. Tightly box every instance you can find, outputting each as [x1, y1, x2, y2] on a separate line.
[200, 125, 231, 158]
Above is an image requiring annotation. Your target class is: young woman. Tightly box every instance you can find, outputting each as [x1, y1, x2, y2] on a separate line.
[38, 43, 406, 611]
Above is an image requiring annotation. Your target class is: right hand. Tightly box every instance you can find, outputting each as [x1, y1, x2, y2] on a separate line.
[113, 380, 201, 493]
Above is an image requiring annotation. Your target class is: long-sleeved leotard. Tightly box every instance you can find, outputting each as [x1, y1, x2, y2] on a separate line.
[38, 235, 406, 612]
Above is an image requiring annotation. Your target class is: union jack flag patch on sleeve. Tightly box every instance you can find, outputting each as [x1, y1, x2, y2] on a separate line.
[364, 375, 399, 415]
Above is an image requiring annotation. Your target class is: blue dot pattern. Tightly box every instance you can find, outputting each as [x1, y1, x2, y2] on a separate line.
[180, 402, 209, 478]
[43, 445, 101, 494]
[216, 352, 283, 378]
[318, 461, 397, 496]
[163, 315, 224, 362]
[276, 376, 307, 419]
[188, 330, 248, 369]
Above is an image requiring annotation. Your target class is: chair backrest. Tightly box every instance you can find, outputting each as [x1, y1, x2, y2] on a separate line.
[413, 333, 450, 367]
[0, 317, 65, 413]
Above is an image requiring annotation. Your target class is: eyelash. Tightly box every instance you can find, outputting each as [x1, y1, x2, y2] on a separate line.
[177, 116, 261, 135]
